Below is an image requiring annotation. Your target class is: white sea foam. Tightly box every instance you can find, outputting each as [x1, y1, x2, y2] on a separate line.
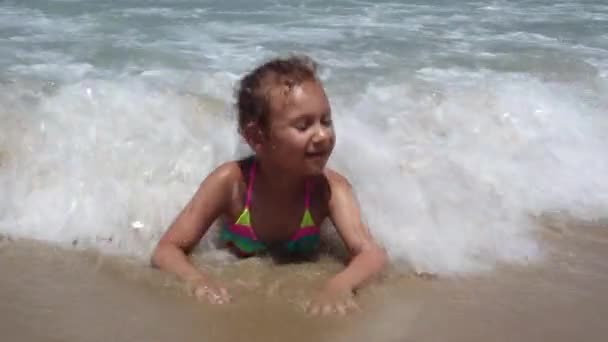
[2, 68, 607, 273]
[0, 78, 238, 257]
[329, 71, 608, 272]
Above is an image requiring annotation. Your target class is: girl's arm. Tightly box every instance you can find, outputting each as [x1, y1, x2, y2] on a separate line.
[307, 170, 387, 315]
[325, 169, 388, 293]
[151, 162, 238, 303]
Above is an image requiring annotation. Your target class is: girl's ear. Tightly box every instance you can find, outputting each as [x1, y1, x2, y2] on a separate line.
[241, 121, 266, 153]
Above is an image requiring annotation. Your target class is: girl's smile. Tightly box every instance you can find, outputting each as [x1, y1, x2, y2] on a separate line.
[262, 80, 335, 176]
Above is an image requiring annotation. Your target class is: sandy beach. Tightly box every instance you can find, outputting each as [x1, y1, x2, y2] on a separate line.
[2, 218, 607, 342]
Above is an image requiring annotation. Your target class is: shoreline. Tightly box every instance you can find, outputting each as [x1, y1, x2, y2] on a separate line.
[1, 224, 607, 342]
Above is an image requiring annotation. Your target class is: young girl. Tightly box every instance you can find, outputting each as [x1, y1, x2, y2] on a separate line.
[151, 55, 387, 315]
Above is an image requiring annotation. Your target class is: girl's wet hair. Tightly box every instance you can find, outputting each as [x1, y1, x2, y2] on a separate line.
[236, 55, 319, 133]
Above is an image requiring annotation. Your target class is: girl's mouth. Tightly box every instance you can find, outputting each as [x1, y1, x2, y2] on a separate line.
[305, 151, 328, 159]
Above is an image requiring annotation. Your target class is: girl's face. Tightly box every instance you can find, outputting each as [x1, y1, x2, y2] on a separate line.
[260, 80, 335, 176]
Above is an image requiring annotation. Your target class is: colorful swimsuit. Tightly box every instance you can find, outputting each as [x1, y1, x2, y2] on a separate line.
[220, 161, 321, 256]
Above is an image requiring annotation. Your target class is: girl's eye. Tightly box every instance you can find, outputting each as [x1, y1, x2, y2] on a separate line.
[294, 122, 309, 131]
[322, 117, 333, 126]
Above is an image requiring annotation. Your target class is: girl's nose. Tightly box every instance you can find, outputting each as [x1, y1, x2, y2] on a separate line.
[312, 124, 331, 142]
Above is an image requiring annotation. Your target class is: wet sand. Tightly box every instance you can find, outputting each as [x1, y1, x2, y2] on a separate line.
[1, 220, 607, 342]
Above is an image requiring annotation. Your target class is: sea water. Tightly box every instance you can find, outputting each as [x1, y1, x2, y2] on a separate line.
[1, 0, 607, 274]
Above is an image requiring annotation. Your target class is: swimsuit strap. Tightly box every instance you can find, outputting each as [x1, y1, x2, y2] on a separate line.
[304, 179, 312, 209]
[245, 161, 256, 208]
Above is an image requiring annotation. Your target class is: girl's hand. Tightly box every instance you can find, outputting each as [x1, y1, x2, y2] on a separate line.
[305, 280, 360, 316]
[188, 277, 232, 305]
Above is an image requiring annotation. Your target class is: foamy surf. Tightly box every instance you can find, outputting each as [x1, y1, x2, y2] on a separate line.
[1, 0, 607, 274]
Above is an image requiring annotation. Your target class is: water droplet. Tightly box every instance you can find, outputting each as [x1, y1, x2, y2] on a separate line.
[131, 221, 144, 229]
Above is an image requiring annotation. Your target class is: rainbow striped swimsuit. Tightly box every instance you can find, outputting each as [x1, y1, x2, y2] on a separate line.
[220, 161, 321, 256]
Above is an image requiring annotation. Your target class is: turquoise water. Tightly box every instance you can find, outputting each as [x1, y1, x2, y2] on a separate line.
[1, 0, 607, 273]
[1, 1, 606, 79]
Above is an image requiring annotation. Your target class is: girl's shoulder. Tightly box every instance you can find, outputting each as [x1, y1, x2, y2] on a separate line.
[210, 157, 253, 183]
[319, 168, 354, 197]
[323, 168, 352, 187]
[309, 168, 353, 205]
[200, 159, 252, 217]
[202, 158, 253, 196]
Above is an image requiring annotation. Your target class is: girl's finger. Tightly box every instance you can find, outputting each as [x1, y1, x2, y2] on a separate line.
[207, 291, 223, 304]
[219, 287, 231, 302]
[308, 304, 320, 316]
[347, 298, 361, 312]
[194, 286, 208, 299]
[321, 304, 333, 316]
[303, 300, 312, 312]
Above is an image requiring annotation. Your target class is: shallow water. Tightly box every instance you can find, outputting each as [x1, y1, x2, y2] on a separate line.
[2, 218, 607, 342]
[2, 0, 608, 274]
